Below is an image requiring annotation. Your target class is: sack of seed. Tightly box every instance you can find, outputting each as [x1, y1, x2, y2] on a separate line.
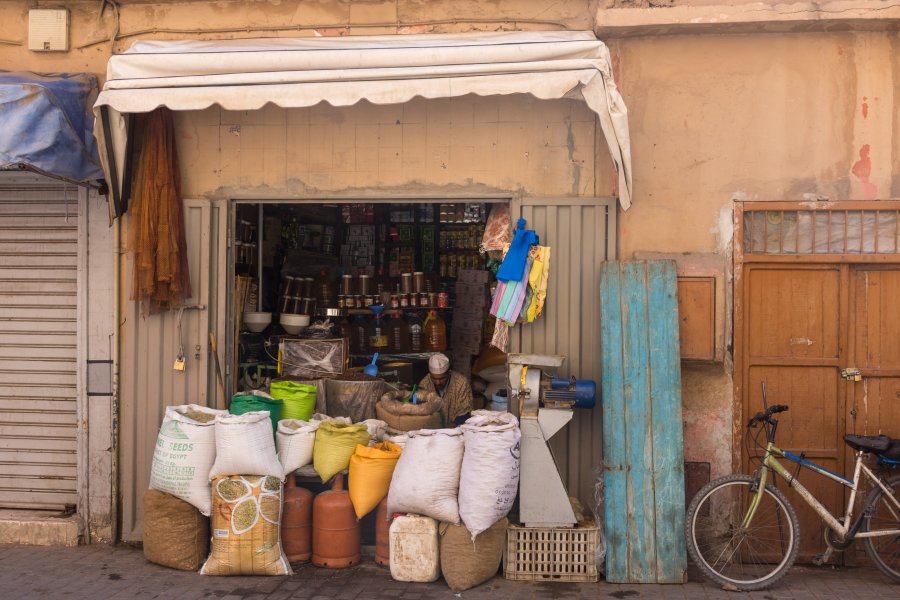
[149, 404, 227, 515]
[200, 475, 292, 576]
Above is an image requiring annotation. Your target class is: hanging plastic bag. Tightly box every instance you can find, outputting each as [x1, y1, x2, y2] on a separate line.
[496, 218, 537, 282]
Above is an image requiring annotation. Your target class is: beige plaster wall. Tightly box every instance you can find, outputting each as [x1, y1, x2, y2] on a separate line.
[611, 29, 898, 481]
[613, 31, 898, 257]
[174, 97, 599, 199]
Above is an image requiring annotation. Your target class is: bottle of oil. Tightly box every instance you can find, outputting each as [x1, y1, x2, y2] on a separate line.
[423, 310, 446, 352]
[407, 312, 424, 353]
[386, 314, 410, 353]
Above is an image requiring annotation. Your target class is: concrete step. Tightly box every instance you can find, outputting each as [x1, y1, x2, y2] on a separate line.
[0, 509, 81, 546]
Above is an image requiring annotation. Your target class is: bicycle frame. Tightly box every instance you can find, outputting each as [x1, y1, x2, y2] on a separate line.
[745, 442, 900, 543]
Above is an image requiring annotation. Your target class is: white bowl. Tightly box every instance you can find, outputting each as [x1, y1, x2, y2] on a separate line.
[280, 313, 311, 335]
[243, 311, 272, 333]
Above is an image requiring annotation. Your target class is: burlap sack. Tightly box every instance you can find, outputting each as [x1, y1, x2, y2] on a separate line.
[375, 390, 443, 432]
[143, 489, 209, 571]
[439, 517, 508, 592]
[200, 475, 292, 576]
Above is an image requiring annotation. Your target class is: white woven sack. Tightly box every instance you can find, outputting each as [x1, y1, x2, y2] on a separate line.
[358, 419, 388, 444]
[310, 413, 352, 424]
[276, 419, 320, 474]
[458, 410, 521, 539]
[149, 404, 226, 516]
[209, 411, 284, 479]
[387, 428, 465, 523]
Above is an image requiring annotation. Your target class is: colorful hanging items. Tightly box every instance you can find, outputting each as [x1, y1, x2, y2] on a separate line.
[489, 219, 551, 351]
[495, 218, 538, 282]
[480, 204, 513, 259]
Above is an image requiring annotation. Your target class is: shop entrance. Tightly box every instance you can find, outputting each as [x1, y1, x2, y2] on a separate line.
[228, 199, 507, 406]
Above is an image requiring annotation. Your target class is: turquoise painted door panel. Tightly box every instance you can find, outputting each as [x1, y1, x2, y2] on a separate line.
[600, 260, 687, 584]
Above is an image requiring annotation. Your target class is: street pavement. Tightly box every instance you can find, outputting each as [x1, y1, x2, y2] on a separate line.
[0, 543, 896, 599]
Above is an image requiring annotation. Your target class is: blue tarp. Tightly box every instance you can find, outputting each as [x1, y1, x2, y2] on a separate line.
[0, 71, 103, 184]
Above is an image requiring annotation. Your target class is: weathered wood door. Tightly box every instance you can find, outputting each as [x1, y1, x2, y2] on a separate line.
[600, 260, 687, 584]
[739, 264, 848, 559]
[736, 201, 900, 561]
[848, 267, 900, 437]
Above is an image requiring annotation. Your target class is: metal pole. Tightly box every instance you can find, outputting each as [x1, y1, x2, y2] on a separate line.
[257, 203, 264, 311]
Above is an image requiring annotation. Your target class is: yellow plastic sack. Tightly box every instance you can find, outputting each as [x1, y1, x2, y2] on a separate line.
[200, 475, 292, 576]
[348, 442, 403, 519]
[312, 422, 370, 483]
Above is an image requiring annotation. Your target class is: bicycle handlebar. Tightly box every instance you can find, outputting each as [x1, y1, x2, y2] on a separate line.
[747, 404, 789, 428]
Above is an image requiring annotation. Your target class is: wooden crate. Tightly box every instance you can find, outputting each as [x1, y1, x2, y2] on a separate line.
[503, 521, 599, 583]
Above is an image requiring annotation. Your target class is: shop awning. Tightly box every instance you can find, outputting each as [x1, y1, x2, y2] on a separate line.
[94, 30, 632, 217]
[1, 72, 103, 186]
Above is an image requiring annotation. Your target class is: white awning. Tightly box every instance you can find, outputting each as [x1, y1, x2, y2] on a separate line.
[94, 30, 632, 214]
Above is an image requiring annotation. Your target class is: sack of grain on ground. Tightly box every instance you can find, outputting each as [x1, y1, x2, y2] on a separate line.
[312, 421, 370, 483]
[440, 517, 508, 592]
[200, 475, 292, 576]
[209, 412, 283, 480]
[387, 428, 465, 524]
[348, 442, 402, 519]
[149, 404, 226, 515]
[458, 411, 521, 539]
[142, 489, 209, 571]
[275, 419, 319, 474]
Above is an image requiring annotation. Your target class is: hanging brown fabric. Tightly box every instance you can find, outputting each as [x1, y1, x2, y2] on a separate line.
[129, 107, 191, 313]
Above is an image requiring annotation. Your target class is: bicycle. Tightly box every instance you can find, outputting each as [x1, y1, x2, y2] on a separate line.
[685, 384, 900, 591]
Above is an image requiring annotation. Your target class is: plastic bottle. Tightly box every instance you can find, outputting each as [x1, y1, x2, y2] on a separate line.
[423, 311, 447, 352]
[370, 311, 389, 351]
[407, 312, 424, 353]
[387, 315, 411, 353]
[352, 314, 371, 354]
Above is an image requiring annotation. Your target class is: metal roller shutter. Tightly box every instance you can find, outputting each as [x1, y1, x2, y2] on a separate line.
[0, 174, 79, 510]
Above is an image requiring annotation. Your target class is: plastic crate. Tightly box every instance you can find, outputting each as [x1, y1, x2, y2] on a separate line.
[503, 520, 599, 582]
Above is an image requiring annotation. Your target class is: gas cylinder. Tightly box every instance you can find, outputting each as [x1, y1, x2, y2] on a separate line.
[311, 473, 360, 568]
[374, 497, 391, 567]
[281, 473, 313, 563]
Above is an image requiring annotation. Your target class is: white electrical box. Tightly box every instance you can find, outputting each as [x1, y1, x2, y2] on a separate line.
[28, 9, 69, 52]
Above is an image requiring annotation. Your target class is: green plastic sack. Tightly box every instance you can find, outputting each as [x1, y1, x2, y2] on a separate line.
[313, 422, 370, 483]
[270, 381, 317, 422]
[230, 393, 283, 434]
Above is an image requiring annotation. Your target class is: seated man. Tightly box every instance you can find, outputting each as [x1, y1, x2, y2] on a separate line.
[417, 353, 473, 426]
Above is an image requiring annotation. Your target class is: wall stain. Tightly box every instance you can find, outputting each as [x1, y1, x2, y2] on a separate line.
[851, 144, 877, 199]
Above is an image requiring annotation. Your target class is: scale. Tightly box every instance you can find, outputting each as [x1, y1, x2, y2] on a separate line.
[507, 354, 596, 528]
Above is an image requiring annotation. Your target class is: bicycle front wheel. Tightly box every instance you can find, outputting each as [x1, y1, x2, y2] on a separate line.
[686, 473, 800, 591]
[862, 473, 900, 583]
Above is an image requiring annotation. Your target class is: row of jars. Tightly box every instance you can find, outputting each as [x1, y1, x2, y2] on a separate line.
[439, 253, 483, 278]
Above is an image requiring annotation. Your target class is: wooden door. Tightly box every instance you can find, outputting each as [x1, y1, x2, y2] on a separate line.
[848, 267, 900, 437]
[740, 264, 848, 559]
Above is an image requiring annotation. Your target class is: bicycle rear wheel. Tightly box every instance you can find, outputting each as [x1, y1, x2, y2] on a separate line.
[862, 473, 900, 583]
[686, 473, 800, 591]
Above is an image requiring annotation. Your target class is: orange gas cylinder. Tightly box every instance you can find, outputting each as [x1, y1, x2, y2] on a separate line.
[374, 497, 391, 567]
[311, 472, 360, 568]
[282, 473, 313, 563]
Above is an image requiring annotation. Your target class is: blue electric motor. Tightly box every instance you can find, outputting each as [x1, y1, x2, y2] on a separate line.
[544, 377, 597, 409]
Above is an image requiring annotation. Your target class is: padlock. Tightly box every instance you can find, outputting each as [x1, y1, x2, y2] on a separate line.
[173, 355, 186, 371]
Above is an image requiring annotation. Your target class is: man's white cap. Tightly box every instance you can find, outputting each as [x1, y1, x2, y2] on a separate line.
[428, 353, 450, 375]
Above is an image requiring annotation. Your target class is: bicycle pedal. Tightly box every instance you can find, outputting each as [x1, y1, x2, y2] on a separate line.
[812, 549, 833, 566]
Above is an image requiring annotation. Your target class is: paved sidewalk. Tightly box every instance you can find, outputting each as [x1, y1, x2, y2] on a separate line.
[0, 543, 896, 599]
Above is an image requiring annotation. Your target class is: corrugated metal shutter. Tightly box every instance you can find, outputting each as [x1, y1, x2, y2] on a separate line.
[510, 197, 616, 509]
[118, 199, 224, 542]
[0, 174, 80, 510]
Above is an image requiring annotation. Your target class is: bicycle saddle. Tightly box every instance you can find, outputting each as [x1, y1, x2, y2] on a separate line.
[844, 434, 900, 459]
